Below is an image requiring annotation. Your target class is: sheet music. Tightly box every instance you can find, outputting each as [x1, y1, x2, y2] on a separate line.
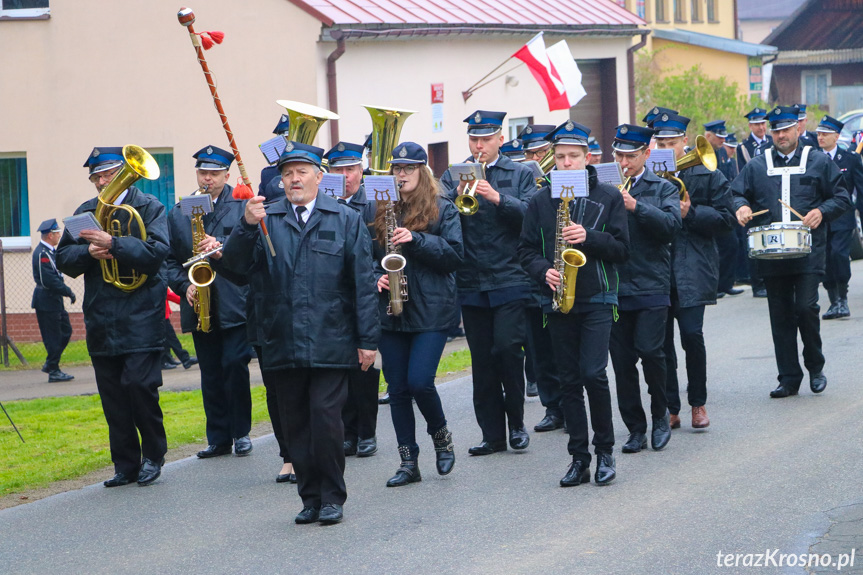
[62, 212, 102, 239]
[179, 194, 214, 217]
[572, 198, 605, 230]
[648, 149, 676, 173]
[363, 175, 400, 202]
[594, 162, 624, 186]
[319, 173, 346, 197]
[550, 170, 588, 200]
[259, 136, 287, 165]
[522, 160, 545, 179]
[448, 163, 485, 187]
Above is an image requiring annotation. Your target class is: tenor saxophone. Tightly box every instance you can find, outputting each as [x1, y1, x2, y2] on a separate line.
[381, 196, 408, 316]
[552, 192, 586, 314]
[186, 187, 215, 332]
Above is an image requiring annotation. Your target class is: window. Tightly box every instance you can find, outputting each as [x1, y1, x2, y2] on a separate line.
[673, 0, 686, 22]
[691, 0, 702, 21]
[135, 150, 175, 211]
[0, 155, 30, 238]
[801, 70, 831, 106]
[655, 0, 668, 22]
[706, 0, 717, 22]
[508, 116, 532, 142]
[0, 0, 49, 18]
[636, 0, 646, 19]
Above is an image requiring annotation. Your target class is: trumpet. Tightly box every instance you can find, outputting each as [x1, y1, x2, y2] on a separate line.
[618, 176, 633, 194]
[455, 151, 485, 216]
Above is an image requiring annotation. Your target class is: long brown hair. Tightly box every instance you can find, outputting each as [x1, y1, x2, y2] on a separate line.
[374, 165, 440, 247]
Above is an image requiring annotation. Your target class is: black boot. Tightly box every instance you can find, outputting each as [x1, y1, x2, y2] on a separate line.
[432, 426, 455, 476]
[836, 283, 851, 318]
[822, 287, 840, 320]
[386, 445, 422, 487]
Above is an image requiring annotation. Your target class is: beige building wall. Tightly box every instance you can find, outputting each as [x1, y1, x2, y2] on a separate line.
[637, 0, 736, 39]
[316, 35, 633, 155]
[651, 38, 750, 93]
[740, 20, 783, 44]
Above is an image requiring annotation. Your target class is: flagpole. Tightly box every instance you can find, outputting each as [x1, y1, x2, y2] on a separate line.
[467, 62, 524, 94]
[462, 56, 514, 101]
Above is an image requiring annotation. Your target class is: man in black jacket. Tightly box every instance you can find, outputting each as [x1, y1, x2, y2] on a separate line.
[440, 110, 537, 456]
[795, 104, 821, 150]
[816, 115, 863, 320]
[325, 141, 380, 458]
[32, 218, 75, 382]
[732, 106, 852, 398]
[608, 124, 682, 453]
[653, 114, 735, 430]
[518, 120, 629, 486]
[57, 146, 169, 487]
[738, 108, 773, 298]
[164, 146, 254, 460]
[222, 141, 378, 526]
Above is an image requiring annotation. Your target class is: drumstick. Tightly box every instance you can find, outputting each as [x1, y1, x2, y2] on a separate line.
[750, 209, 769, 217]
[777, 199, 805, 221]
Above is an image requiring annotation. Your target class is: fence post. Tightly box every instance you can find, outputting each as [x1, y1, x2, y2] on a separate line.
[0, 239, 27, 367]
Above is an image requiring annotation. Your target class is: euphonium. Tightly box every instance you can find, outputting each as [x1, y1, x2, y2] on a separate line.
[455, 151, 484, 216]
[552, 190, 586, 314]
[275, 99, 340, 167]
[95, 145, 160, 292]
[187, 187, 215, 332]
[658, 134, 717, 200]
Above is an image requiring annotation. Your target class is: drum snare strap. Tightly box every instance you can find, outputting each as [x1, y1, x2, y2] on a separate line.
[765, 146, 811, 223]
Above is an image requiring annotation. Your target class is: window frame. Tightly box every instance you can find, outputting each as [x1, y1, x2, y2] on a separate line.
[800, 69, 831, 106]
[655, 0, 669, 23]
[0, 1, 50, 19]
[508, 116, 533, 142]
[0, 152, 31, 249]
[690, 0, 702, 22]
[706, 0, 718, 22]
[673, 0, 687, 22]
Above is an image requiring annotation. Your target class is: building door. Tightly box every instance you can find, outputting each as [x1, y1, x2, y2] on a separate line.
[428, 142, 449, 179]
[569, 59, 618, 161]
[136, 150, 176, 210]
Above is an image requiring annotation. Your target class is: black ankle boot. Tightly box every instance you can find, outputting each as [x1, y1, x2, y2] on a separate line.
[432, 426, 455, 476]
[386, 445, 422, 487]
[823, 287, 840, 320]
[837, 283, 851, 318]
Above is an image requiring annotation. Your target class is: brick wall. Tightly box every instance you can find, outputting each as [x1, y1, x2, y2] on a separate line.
[4, 312, 182, 344]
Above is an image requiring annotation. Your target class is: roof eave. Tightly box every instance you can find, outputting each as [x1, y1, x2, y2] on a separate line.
[321, 24, 647, 42]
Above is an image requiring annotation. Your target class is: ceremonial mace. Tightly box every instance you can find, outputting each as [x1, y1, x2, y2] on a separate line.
[177, 7, 276, 256]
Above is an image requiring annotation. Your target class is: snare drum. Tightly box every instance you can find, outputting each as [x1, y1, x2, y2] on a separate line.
[748, 222, 812, 259]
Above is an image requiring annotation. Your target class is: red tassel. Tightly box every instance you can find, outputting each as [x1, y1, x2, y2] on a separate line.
[232, 181, 255, 200]
[200, 34, 214, 50]
[207, 30, 225, 44]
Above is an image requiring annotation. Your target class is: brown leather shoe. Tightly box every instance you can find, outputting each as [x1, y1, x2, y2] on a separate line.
[692, 406, 710, 429]
[669, 413, 681, 429]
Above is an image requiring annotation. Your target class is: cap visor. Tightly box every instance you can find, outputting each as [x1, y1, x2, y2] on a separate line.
[467, 127, 502, 136]
[327, 158, 363, 167]
[195, 162, 229, 171]
[89, 161, 123, 175]
[612, 141, 646, 152]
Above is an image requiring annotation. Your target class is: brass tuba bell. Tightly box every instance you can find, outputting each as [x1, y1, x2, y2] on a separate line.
[275, 100, 339, 167]
[659, 134, 717, 200]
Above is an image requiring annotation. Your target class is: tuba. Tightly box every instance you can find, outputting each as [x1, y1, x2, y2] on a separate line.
[365, 105, 414, 316]
[275, 100, 339, 167]
[95, 145, 160, 292]
[186, 186, 215, 332]
[552, 189, 586, 314]
[657, 135, 717, 200]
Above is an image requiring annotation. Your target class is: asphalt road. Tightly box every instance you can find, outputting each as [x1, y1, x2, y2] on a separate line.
[1, 277, 863, 574]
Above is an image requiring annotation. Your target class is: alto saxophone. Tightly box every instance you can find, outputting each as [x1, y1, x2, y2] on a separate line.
[187, 186, 215, 332]
[552, 191, 586, 314]
[381, 196, 408, 316]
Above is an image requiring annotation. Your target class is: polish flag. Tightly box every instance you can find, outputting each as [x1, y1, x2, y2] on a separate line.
[512, 34, 586, 111]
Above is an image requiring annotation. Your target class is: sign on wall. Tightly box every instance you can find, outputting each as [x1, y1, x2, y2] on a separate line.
[431, 83, 444, 133]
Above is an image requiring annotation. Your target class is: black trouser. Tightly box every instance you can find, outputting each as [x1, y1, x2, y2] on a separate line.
[764, 274, 824, 389]
[92, 351, 167, 476]
[192, 325, 253, 446]
[610, 306, 669, 434]
[525, 306, 563, 419]
[824, 228, 853, 289]
[254, 345, 289, 463]
[664, 289, 707, 414]
[36, 309, 72, 371]
[523, 322, 536, 384]
[716, 229, 738, 293]
[341, 366, 380, 443]
[462, 300, 527, 443]
[547, 309, 614, 464]
[275, 367, 348, 508]
[162, 318, 190, 364]
[735, 225, 751, 282]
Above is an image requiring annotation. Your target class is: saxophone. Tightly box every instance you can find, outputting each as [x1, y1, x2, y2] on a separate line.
[552, 192, 586, 314]
[186, 187, 215, 332]
[381, 193, 408, 316]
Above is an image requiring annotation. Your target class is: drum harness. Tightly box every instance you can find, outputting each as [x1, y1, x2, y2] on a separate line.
[764, 145, 811, 224]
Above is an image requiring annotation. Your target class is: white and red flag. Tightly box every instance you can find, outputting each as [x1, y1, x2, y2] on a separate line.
[512, 33, 586, 111]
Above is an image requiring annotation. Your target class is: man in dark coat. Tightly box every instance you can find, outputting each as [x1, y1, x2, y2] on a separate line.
[653, 114, 735, 430]
[608, 124, 682, 454]
[816, 115, 863, 320]
[56, 146, 169, 487]
[222, 141, 378, 526]
[324, 141, 380, 458]
[32, 218, 75, 382]
[732, 106, 852, 398]
[795, 104, 821, 150]
[518, 120, 629, 487]
[737, 108, 773, 298]
[439, 110, 537, 456]
[164, 145, 253, 460]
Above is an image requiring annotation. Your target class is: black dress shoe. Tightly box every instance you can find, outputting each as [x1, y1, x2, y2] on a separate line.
[716, 291, 725, 299]
[343, 439, 358, 456]
[167, 357, 181, 366]
[621, 432, 647, 453]
[468, 440, 507, 456]
[319, 503, 343, 525]
[594, 453, 616, 485]
[295, 506, 320, 524]
[725, 287, 744, 295]
[234, 436, 253, 456]
[104, 471, 138, 487]
[378, 393, 390, 405]
[48, 370, 74, 382]
[41, 362, 51, 374]
[534, 414, 564, 432]
[753, 288, 768, 298]
[651, 412, 671, 451]
[276, 473, 297, 484]
[769, 384, 799, 398]
[137, 457, 164, 486]
[182, 356, 198, 369]
[161, 362, 177, 370]
[810, 372, 827, 394]
[525, 381, 539, 397]
[197, 444, 232, 458]
[432, 426, 455, 475]
[560, 459, 590, 487]
[509, 426, 530, 450]
[356, 437, 377, 457]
